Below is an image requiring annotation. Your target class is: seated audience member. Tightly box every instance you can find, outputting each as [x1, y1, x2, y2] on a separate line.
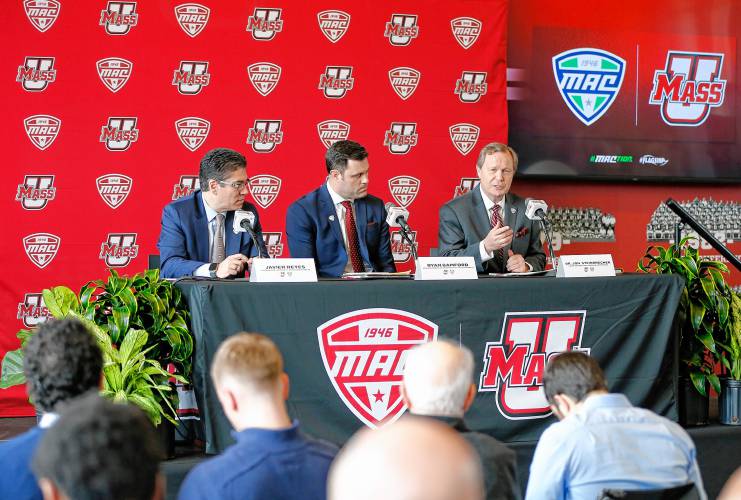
[286, 140, 396, 277]
[438, 142, 545, 273]
[0, 318, 102, 500]
[32, 393, 164, 500]
[402, 340, 521, 500]
[178, 333, 338, 500]
[158, 147, 268, 279]
[525, 352, 707, 500]
[329, 417, 484, 500]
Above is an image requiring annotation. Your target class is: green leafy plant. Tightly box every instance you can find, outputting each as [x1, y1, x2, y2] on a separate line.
[0, 269, 192, 425]
[719, 293, 741, 381]
[638, 236, 736, 396]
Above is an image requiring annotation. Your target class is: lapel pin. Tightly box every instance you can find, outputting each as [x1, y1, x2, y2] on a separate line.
[510, 207, 517, 214]
[329, 215, 336, 221]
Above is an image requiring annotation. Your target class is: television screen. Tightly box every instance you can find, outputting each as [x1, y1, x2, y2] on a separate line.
[507, 1, 740, 182]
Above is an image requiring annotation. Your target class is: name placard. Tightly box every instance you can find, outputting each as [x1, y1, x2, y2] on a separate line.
[556, 254, 616, 278]
[414, 257, 478, 280]
[249, 258, 318, 282]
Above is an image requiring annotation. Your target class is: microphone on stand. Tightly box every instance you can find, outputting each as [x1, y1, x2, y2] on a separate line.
[234, 210, 267, 258]
[385, 202, 417, 261]
[525, 199, 557, 272]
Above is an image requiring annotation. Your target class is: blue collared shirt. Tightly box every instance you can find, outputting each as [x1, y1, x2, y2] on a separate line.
[524, 393, 707, 500]
[178, 420, 338, 500]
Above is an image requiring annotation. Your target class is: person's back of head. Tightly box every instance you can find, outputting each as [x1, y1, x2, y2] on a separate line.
[32, 393, 164, 500]
[329, 417, 484, 500]
[543, 351, 608, 420]
[543, 351, 608, 404]
[210, 332, 290, 430]
[24, 318, 103, 413]
[402, 340, 475, 418]
[211, 332, 284, 396]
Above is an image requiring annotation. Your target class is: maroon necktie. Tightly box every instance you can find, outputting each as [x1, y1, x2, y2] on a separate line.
[341, 201, 364, 272]
[490, 204, 504, 271]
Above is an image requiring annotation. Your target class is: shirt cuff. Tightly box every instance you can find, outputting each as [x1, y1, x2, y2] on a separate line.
[479, 241, 494, 262]
[193, 263, 211, 277]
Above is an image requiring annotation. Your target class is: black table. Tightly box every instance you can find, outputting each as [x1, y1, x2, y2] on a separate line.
[178, 273, 684, 454]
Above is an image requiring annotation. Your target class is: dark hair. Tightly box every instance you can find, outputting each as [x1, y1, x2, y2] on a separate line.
[475, 142, 519, 171]
[325, 140, 368, 174]
[32, 394, 163, 500]
[543, 351, 608, 404]
[199, 148, 246, 192]
[23, 318, 102, 412]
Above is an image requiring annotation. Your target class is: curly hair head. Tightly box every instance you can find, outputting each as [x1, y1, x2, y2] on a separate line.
[23, 318, 103, 412]
[32, 393, 164, 500]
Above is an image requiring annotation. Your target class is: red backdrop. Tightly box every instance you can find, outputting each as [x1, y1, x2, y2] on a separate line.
[2, 0, 738, 417]
[1, 0, 507, 415]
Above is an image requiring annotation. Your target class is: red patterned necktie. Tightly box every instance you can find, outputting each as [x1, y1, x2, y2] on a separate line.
[489, 204, 504, 270]
[341, 200, 364, 272]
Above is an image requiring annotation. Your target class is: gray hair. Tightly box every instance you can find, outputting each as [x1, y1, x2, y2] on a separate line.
[403, 340, 474, 418]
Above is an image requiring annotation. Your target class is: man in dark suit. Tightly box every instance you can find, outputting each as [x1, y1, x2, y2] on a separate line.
[438, 143, 546, 273]
[402, 340, 521, 500]
[286, 140, 395, 277]
[158, 148, 268, 279]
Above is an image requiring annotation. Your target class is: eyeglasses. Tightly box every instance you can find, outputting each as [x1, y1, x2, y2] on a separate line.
[215, 179, 250, 190]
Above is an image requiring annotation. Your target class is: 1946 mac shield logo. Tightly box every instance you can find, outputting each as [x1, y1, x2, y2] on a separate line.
[318, 308, 438, 428]
[479, 311, 588, 419]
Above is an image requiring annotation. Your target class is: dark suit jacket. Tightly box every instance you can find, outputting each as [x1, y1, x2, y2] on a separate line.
[438, 187, 546, 273]
[285, 185, 396, 277]
[424, 415, 522, 500]
[157, 191, 268, 279]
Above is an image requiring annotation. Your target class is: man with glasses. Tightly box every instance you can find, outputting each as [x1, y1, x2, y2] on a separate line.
[286, 140, 395, 277]
[158, 148, 268, 279]
[438, 142, 545, 274]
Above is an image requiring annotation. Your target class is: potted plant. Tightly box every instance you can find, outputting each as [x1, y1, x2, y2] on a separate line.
[0, 269, 193, 431]
[638, 236, 735, 425]
[718, 292, 741, 424]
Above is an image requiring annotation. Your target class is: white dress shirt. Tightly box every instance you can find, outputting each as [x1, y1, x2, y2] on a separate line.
[193, 197, 226, 277]
[326, 182, 360, 274]
[478, 187, 506, 263]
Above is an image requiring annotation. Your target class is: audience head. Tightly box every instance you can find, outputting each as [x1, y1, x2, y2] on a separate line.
[402, 340, 476, 418]
[719, 466, 741, 500]
[23, 318, 102, 413]
[543, 351, 608, 419]
[32, 393, 164, 500]
[210, 333, 290, 429]
[329, 417, 484, 500]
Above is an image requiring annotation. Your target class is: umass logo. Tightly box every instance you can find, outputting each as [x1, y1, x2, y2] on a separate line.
[478, 311, 589, 419]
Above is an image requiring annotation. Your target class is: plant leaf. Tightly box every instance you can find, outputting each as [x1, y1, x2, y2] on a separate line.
[689, 371, 707, 397]
[43, 286, 80, 318]
[708, 373, 721, 394]
[689, 300, 705, 333]
[0, 349, 26, 389]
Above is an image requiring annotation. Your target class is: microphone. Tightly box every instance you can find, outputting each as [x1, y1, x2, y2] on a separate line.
[234, 210, 267, 258]
[235, 210, 256, 234]
[385, 202, 418, 261]
[525, 199, 557, 272]
[525, 199, 548, 220]
[385, 202, 411, 231]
